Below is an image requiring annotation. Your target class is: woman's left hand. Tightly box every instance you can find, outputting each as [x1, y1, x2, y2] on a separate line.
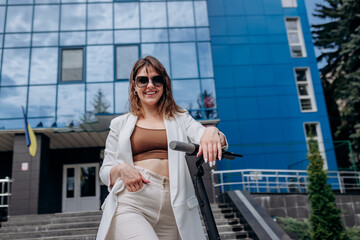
[197, 127, 223, 167]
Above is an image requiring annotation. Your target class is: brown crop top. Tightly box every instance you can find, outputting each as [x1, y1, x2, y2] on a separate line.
[130, 125, 168, 162]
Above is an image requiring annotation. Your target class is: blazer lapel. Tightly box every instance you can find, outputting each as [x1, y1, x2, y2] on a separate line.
[118, 113, 138, 166]
[165, 118, 179, 201]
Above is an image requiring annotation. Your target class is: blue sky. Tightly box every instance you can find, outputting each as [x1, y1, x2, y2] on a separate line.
[305, 0, 325, 26]
[305, 0, 327, 67]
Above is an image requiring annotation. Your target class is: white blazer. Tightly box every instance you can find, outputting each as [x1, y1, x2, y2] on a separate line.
[96, 112, 208, 240]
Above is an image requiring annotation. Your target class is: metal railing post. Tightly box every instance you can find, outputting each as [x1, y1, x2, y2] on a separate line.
[211, 170, 216, 203]
[220, 173, 224, 194]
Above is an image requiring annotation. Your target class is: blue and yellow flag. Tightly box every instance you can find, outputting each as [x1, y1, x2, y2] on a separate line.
[22, 106, 37, 157]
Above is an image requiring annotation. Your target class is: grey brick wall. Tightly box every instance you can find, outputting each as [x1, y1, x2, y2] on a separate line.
[252, 194, 360, 227]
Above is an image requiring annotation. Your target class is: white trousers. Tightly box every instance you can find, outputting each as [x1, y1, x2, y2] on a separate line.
[107, 167, 180, 240]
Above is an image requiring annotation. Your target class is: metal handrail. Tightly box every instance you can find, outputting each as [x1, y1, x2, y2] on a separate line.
[211, 169, 360, 202]
[0, 177, 13, 219]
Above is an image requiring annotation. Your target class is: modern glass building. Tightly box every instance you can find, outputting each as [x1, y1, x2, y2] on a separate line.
[0, 0, 337, 215]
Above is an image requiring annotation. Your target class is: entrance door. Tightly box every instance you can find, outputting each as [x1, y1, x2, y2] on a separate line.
[62, 163, 100, 212]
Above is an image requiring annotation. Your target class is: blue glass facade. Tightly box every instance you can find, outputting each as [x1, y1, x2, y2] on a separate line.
[208, 0, 337, 171]
[0, 0, 216, 129]
[0, 0, 338, 172]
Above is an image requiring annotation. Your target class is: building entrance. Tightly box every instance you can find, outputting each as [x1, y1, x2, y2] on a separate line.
[62, 163, 100, 212]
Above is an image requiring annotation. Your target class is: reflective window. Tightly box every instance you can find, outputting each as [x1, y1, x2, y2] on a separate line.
[0, 119, 23, 130]
[1, 48, 30, 86]
[57, 84, 85, 127]
[89, 0, 111, 2]
[66, 168, 74, 198]
[285, 18, 306, 58]
[87, 31, 113, 45]
[6, 6, 32, 32]
[87, 46, 113, 82]
[173, 79, 200, 110]
[201, 79, 216, 109]
[80, 167, 96, 197]
[0, 35, 2, 46]
[141, 43, 170, 76]
[168, 2, 194, 27]
[60, 31, 85, 46]
[304, 122, 327, 169]
[196, 28, 210, 41]
[28, 85, 56, 117]
[86, 83, 113, 114]
[282, 0, 297, 8]
[32, 33, 58, 47]
[116, 45, 139, 80]
[61, 4, 86, 31]
[33, 5, 59, 32]
[28, 117, 55, 128]
[4, 33, 31, 47]
[114, 3, 139, 29]
[115, 30, 140, 44]
[87, 4, 112, 30]
[194, 1, 209, 26]
[61, 48, 84, 82]
[0, 87, 27, 118]
[169, 28, 196, 42]
[30, 48, 58, 84]
[8, 0, 33, 4]
[141, 29, 168, 43]
[35, 0, 60, 3]
[0, 7, 5, 33]
[140, 2, 167, 28]
[62, 0, 85, 3]
[115, 81, 129, 113]
[294, 68, 317, 112]
[170, 43, 198, 79]
[201, 78, 217, 117]
[198, 42, 214, 78]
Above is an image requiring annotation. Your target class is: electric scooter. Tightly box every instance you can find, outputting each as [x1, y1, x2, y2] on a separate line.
[169, 141, 243, 240]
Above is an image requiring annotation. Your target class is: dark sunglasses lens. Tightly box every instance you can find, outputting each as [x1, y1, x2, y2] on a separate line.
[152, 76, 165, 86]
[136, 77, 149, 88]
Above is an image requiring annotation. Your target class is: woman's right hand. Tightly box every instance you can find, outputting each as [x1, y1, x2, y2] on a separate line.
[110, 162, 150, 192]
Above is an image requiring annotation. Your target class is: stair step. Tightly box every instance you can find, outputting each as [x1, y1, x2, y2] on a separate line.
[16, 234, 96, 240]
[0, 222, 100, 233]
[7, 211, 101, 222]
[1, 216, 101, 227]
[0, 228, 98, 239]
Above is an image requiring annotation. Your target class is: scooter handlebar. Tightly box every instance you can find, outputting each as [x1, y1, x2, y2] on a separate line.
[169, 141, 243, 160]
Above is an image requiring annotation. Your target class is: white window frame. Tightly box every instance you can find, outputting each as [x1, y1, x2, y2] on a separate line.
[304, 122, 328, 170]
[281, 0, 297, 8]
[285, 17, 307, 58]
[294, 67, 317, 112]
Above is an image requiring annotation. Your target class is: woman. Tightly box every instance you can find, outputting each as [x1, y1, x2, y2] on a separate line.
[96, 56, 227, 240]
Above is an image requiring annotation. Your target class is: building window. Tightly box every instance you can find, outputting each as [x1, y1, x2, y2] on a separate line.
[294, 68, 317, 112]
[304, 123, 328, 169]
[116, 45, 139, 80]
[60, 48, 84, 82]
[285, 18, 306, 57]
[281, 0, 297, 8]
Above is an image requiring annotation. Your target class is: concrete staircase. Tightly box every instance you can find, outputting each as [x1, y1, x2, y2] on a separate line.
[0, 211, 101, 240]
[0, 203, 256, 240]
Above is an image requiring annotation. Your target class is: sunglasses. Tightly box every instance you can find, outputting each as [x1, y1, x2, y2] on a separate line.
[135, 75, 165, 88]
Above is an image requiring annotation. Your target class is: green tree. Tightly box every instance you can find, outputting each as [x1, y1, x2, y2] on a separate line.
[307, 138, 348, 240]
[312, 0, 360, 167]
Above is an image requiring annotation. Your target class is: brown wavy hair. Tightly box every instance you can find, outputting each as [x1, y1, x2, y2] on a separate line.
[129, 55, 185, 119]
